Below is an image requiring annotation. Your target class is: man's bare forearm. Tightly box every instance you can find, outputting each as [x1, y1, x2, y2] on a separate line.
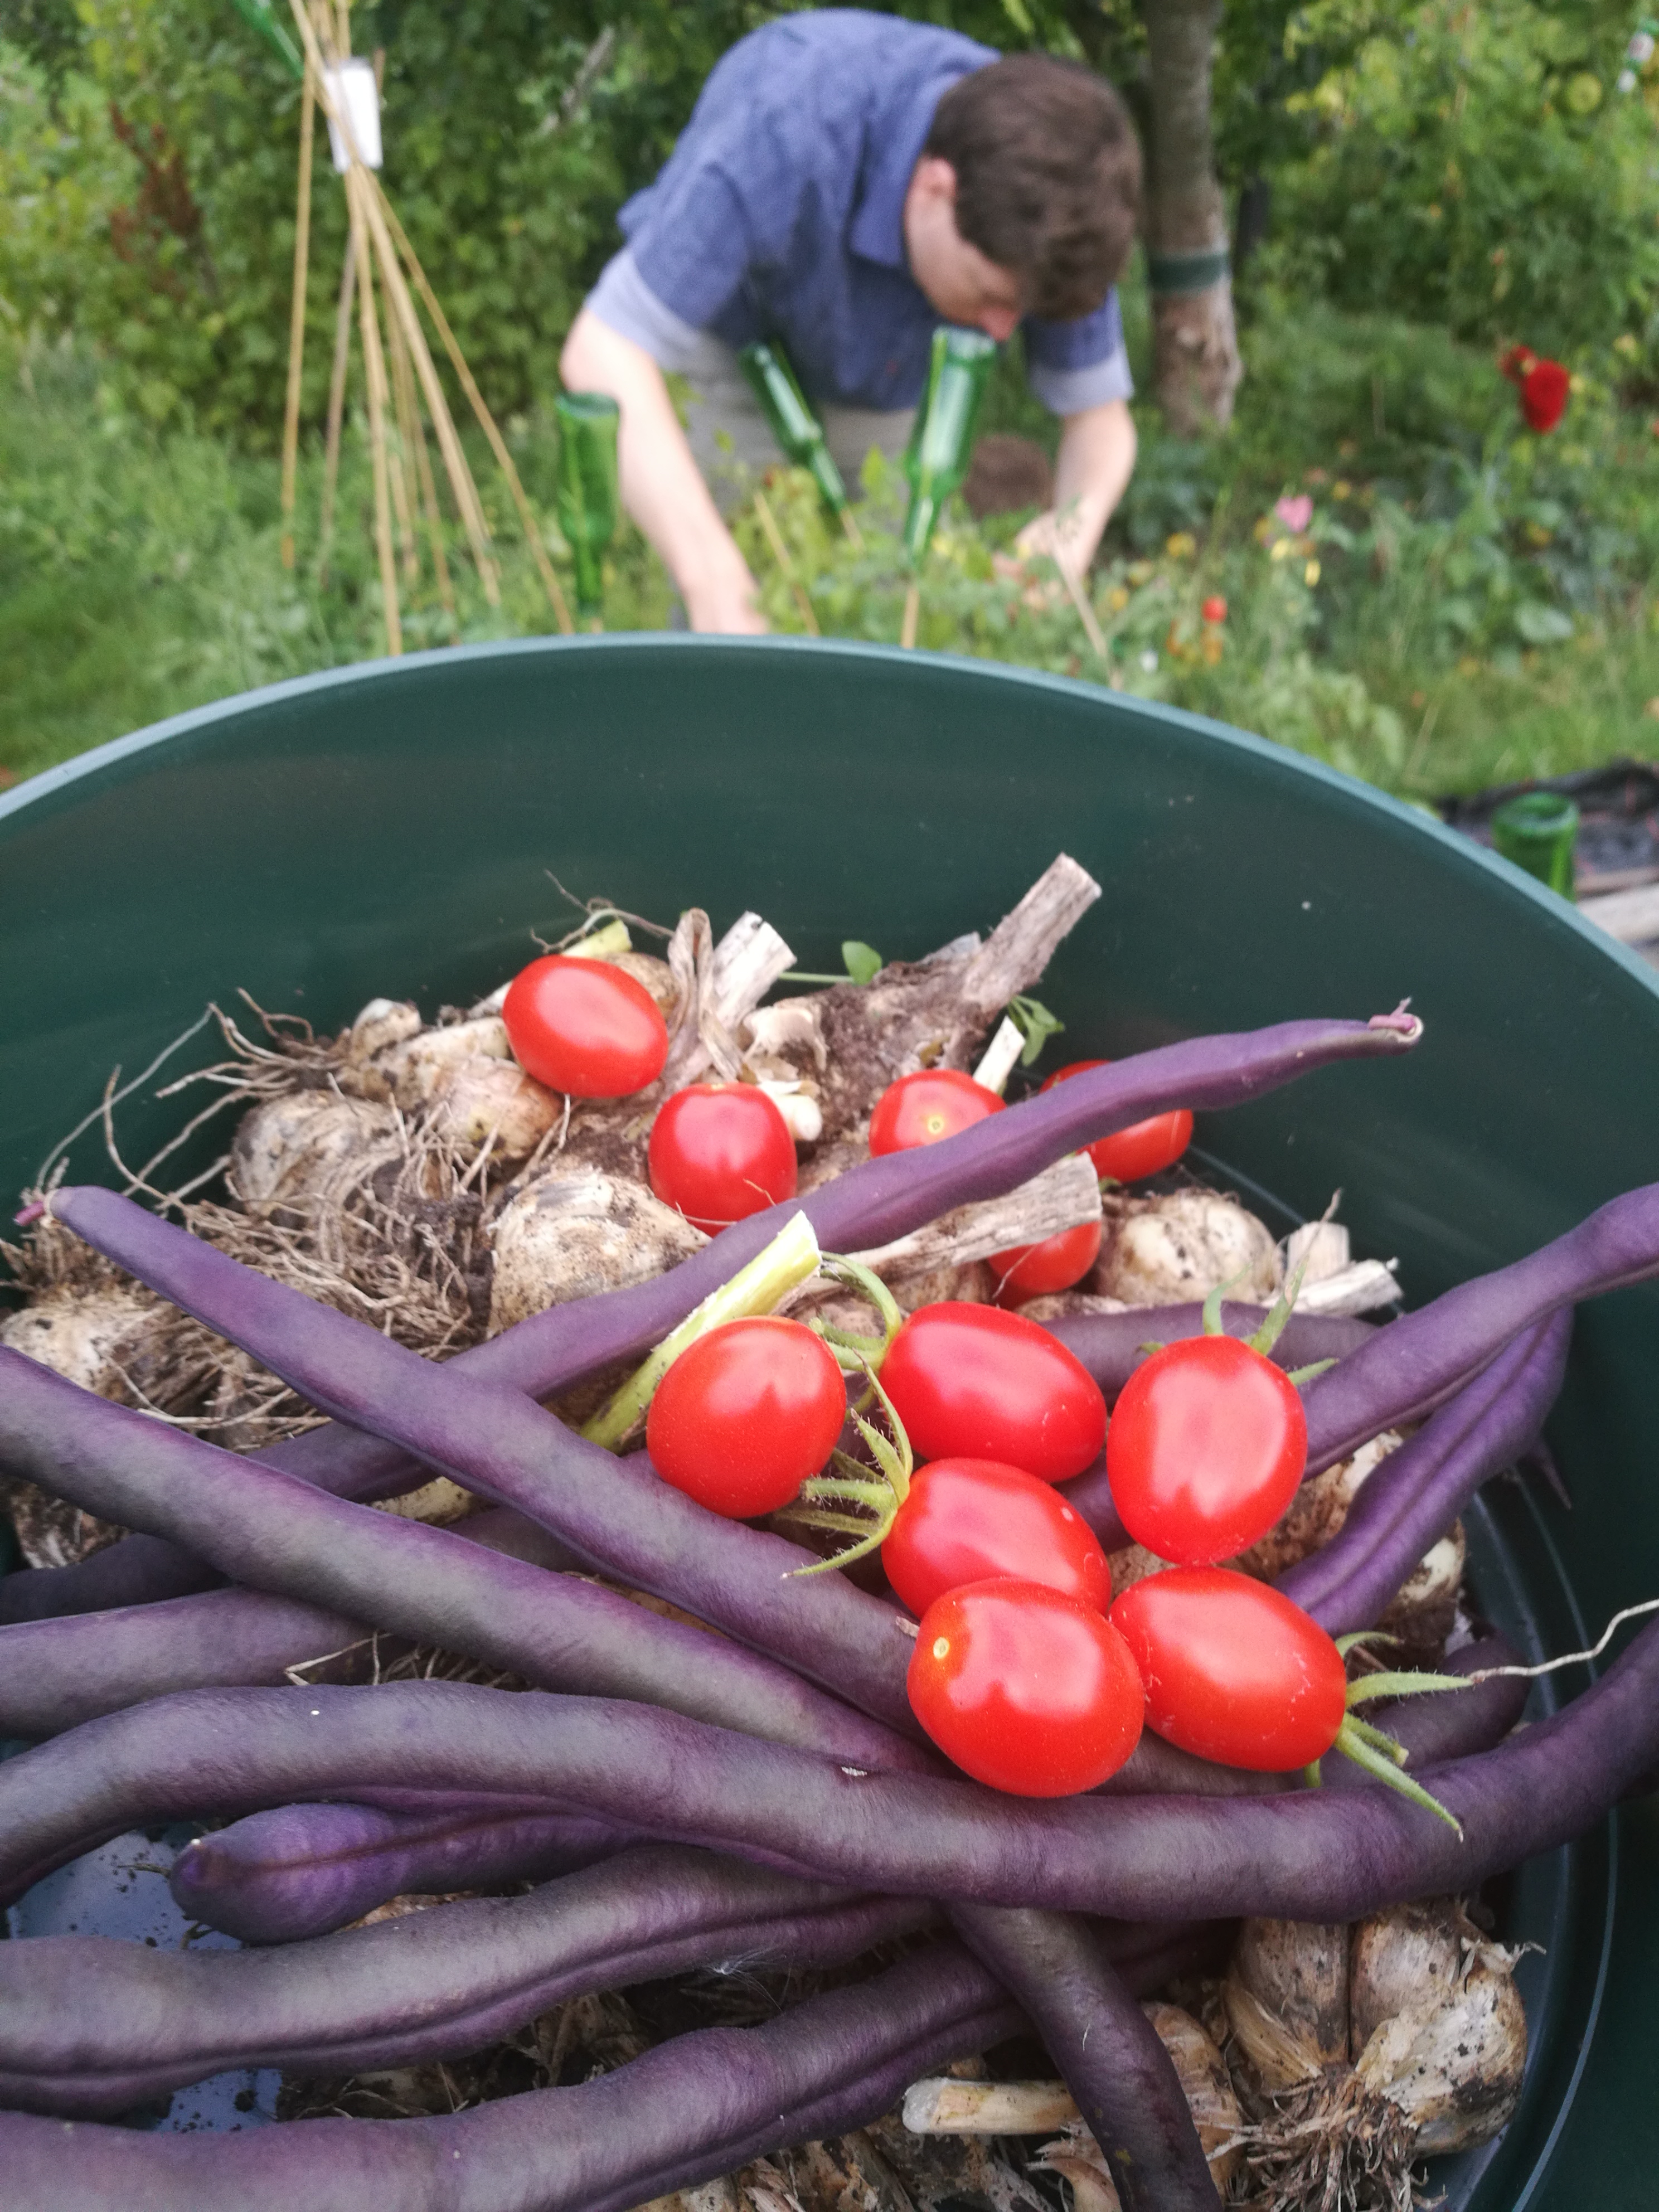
[559, 309, 765, 633]
[1015, 399, 1137, 587]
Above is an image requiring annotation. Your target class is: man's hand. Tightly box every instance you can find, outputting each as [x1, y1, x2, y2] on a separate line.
[685, 572, 769, 634]
[1003, 399, 1138, 595]
[560, 309, 769, 636]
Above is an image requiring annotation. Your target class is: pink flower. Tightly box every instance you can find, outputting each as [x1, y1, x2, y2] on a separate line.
[1274, 494, 1313, 532]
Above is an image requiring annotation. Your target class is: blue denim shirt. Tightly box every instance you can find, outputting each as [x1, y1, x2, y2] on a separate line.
[586, 10, 1130, 416]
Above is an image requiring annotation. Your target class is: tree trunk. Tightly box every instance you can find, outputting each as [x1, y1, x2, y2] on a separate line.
[1141, 0, 1241, 434]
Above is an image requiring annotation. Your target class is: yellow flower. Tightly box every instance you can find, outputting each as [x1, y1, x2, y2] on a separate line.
[1270, 537, 1292, 561]
[1333, 479, 1352, 499]
[1304, 559, 1321, 586]
[1525, 521, 1553, 547]
[1614, 333, 1639, 358]
[1457, 656, 1482, 678]
[1107, 585, 1131, 612]
[1166, 532, 1197, 559]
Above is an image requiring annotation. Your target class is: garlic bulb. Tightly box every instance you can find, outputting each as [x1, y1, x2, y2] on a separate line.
[1223, 1901, 1528, 2206]
[488, 1170, 706, 1331]
[1093, 1190, 1282, 1307]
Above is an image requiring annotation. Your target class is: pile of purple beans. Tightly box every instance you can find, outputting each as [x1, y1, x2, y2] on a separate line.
[0, 1011, 1655, 2211]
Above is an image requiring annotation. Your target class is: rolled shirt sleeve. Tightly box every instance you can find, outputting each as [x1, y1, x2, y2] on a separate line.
[585, 247, 734, 379]
[1023, 289, 1133, 415]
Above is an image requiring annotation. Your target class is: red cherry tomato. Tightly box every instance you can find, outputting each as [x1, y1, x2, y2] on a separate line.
[908, 1578, 1144, 1796]
[1110, 1566, 1347, 1771]
[646, 1316, 846, 1519]
[1201, 595, 1228, 625]
[869, 1070, 1005, 1157]
[502, 956, 669, 1100]
[1040, 1061, 1192, 1183]
[882, 1457, 1112, 1619]
[879, 1303, 1105, 1483]
[1106, 1332, 1307, 1565]
[648, 1084, 798, 1236]
[988, 1219, 1103, 1305]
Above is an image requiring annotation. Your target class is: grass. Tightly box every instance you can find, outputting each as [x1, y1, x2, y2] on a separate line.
[4, 281, 1657, 798]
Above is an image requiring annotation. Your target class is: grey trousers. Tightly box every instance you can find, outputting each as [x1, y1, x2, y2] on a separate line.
[681, 343, 914, 516]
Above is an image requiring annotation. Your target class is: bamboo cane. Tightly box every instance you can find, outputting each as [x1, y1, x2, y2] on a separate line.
[285, 0, 501, 607]
[317, 244, 355, 586]
[347, 166, 401, 656]
[371, 181, 575, 634]
[405, 363, 457, 619]
[371, 42, 419, 584]
[1055, 557, 1109, 661]
[901, 579, 920, 650]
[279, 56, 316, 571]
[841, 504, 864, 550]
[753, 487, 819, 636]
[385, 287, 424, 584]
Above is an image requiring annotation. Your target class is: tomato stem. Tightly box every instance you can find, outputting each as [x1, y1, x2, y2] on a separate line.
[1245, 1192, 1343, 1359]
[580, 1213, 823, 1451]
[782, 1360, 914, 1578]
[1329, 1716, 1465, 1835]
[809, 1256, 904, 1377]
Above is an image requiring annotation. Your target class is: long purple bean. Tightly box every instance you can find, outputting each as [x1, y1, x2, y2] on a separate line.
[170, 1801, 637, 1943]
[1046, 1301, 1376, 1398]
[24, 1199, 927, 1728]
[1302, 1180, 1659, 1472]
[0, 1348, 923, 1770]
[0, 1939, 1023, 2212]
[0, 1586, 361, 1739]
[0, 1925, 1233, 2212]
[0, 1501, 579, 1626]
[14, 1013, 1418, 1622]
[0, 1627, 1646, 1917]
[0, 1844, 935, 2117]
[177, 1632, 1528, 1945]
[1282, 1314, 1571, 1632]
[953, 1904, 1216, 2211]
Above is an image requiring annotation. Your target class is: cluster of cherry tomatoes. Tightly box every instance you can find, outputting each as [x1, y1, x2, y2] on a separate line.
[502, 955, 1381, 1803]
[502, 952, 800, 1235]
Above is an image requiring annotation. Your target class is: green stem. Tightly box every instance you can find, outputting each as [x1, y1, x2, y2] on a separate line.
[580, 1212, 821, 1451]
[560, 918, 632, 961]
[1332, 1716, 1464, 1834]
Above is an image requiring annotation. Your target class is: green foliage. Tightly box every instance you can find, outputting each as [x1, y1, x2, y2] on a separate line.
[1264, 0, 1659, 353]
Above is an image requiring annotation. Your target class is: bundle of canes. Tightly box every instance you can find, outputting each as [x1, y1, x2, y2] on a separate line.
[274, 0, 574, 649]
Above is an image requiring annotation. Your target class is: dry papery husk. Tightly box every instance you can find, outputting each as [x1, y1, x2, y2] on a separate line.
[1221, 1902, 1528, 2210]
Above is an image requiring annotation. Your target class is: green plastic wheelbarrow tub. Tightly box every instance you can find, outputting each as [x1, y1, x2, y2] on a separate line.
[2, 637, 1657, 2206]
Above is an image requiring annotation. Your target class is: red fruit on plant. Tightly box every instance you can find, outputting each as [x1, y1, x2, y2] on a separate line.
[1200, 595, 1228, 624]
[1499, 343, 1536, 388]
[1106, 1332, 1308, 1564]
[502, 956, 669, 1099]
[879, 1302, 1106, 1483]
[908, 1578, 1144, 1796]
[1110, 1566, 1348, 1771]
[869, 1069, 1005, 1157]
[988, 1219, 1103, 1304]
[1520, 358, 1569, 434]
[648, 1083, 797, 1235]
[882, 1457, 1112, 1618]
[1039, 1060, 1193, 1183]
[646, 1316, 846, 1519]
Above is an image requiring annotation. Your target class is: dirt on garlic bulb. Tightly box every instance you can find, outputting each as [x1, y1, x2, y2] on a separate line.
[487, 1170, 706, 1332]
[1222, 1901, 1528, 2210]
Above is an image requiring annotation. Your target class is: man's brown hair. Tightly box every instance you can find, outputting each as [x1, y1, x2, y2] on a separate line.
[925, 55, 1141, 321]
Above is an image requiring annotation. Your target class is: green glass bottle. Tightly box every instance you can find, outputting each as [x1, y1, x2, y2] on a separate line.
[903, 328, 997, 565]
[738, 342, 851, 519]
[555, 391, 620, 619]
[1491, 790, 1578, 900]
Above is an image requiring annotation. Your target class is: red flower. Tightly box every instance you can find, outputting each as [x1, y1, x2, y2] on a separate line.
[1520, 358, 1570, 433]
[1500, 343, 1537, 388]
[1201, 595, 1228, 624]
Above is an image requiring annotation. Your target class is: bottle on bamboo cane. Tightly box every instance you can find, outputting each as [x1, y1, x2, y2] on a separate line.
[555, 391, 620, 621]
[902, 327, 997, 564]
[738, 341, 852, 521]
